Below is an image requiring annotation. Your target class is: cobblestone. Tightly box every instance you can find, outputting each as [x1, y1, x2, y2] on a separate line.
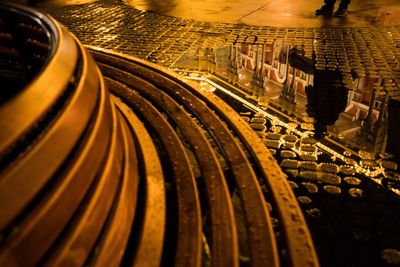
[41, 0, 400, 100]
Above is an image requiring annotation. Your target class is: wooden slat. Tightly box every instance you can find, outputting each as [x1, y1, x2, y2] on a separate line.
[94, 53, 277, 267]
[106, 78, 202, 267]
[0, 69, 113, 267]
[89, 101, 140, 267]
[113, 99, 165, 267]
[43, 103, 123, 267]
[96, 59, 239, 267]
[191, 87, 320, 267]
[0, 47, 99, 232]
[101, 97, 166, 267]
[93, 48, 318, 267]
[0, 23, 77, 156]
[150, 77, 279, 267]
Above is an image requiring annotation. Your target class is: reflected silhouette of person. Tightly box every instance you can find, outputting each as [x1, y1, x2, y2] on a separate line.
[387, 99, 400, 164]
[288, 47, 348, 139]
[315, 0, 350, 17]
[305, 70, 348, 139]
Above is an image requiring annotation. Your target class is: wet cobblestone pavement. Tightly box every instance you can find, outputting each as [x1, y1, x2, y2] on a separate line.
[42, 0, 400, 100]
[212, 86, 400, 267]
[40, 1, 400, 266]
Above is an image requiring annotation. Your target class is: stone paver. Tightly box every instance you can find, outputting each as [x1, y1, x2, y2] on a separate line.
[38, 1, 400, 267]
[42, 0, 400, 100]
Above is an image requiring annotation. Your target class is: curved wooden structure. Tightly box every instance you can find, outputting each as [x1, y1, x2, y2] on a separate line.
[0, 3, 319, 267]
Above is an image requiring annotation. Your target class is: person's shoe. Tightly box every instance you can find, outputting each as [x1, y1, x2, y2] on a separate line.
[334, 8, 348, 17]
[315, 5, 334, 16]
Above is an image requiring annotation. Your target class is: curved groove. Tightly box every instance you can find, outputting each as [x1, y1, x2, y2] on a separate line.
[191, 90, 320, 267]
[106, 78, 202, 267]
[93, 52, 277, 267]
[0, 5, 321, 267]
[113, 98, 166, 267]
[0, 44, 99, 232]
[98, 65, 239, 267]
[0, 69, 113, 267]
[136, 50, 318, 266]
[43, 103, 123, 267]
[90, 107, 139, 267]
[0, 20, 78, 157]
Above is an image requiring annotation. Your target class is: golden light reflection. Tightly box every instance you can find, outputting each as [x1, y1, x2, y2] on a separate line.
[185, 74, 397, 195]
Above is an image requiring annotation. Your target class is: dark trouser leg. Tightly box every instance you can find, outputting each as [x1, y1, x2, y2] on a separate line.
[324, 0, 336, 8]
[316, 0, 335, 14]
[339, 0, 350, 9]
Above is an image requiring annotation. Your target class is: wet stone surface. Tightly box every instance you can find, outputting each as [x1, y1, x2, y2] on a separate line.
[41, 1, 400, 104]
[348, 187, 364, 198]
[216, 104, 400, 267]
[344, 176, 362, 185]
[40, 1, 400, 266]
[382, 249, 400, 265]
[297, 196, 312, 205]
[323, 185, 342, 194]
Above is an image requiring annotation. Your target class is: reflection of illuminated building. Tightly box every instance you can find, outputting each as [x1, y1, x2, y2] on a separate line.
[346, 77, 380, 124]
[228, 43, 393, 154]
[237, 43, 312, 98]
[6, 1, 400, 267]
[387, 99, 400, 162]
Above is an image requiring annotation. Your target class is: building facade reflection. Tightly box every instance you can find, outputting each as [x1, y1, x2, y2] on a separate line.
[194, 42, 398, 161]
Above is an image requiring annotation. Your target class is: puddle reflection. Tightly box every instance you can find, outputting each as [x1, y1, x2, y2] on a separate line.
[176, 42, 399, 163]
